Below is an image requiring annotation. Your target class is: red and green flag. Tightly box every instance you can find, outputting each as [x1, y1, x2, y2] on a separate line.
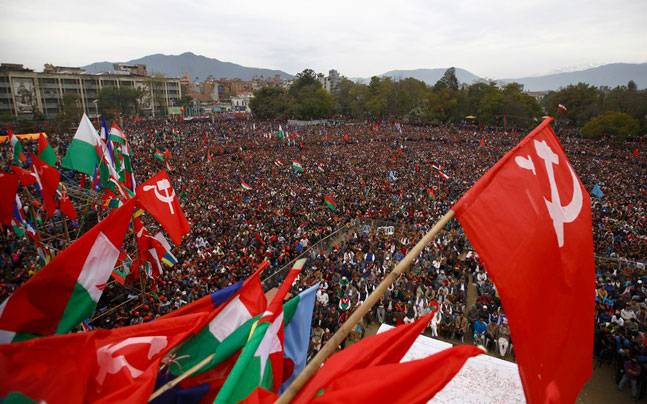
[215, 259, 306, 404]
[324, 195, 337, 211]
[8, 129, 26, 164]
[241, 181, 253, 191]
[0, 199, 136, 342]
[37, 133, 56, 167]
[291, 160, 304, 173]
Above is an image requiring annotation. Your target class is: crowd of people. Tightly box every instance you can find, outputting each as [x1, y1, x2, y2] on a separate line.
[1, 116, 644, 398]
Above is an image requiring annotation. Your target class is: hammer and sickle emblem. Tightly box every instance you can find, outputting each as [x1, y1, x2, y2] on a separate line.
[515, 139, 583, 248]
[143, 179, 176, 215]
[95, 336, 168, 386]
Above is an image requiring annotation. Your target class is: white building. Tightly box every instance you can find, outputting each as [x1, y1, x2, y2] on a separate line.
[230, 92, 253, 113]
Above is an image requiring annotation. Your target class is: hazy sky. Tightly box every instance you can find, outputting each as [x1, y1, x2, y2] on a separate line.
[1, 0, 646, 78]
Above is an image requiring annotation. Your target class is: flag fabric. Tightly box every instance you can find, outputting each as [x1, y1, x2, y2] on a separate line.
[274, 160, 283, 167]
[633, 148, 639, 158]
[0, 173, 19, 226]
[133, 218, 166, 279]
[62, 113, 101, 176]
[11, 165, 37, 186]
[215, 259, 305, 404]
[136, 171, 190, 245]
[0, 199, 136, 342]
[323, 195, 336, 212]
[434, 167, 449, 181]
[108, 122, 126, 145]
[153, 231, 177, 267]
[167, 262, 269, 378]
[426, 187, 435, 200]
[58, 184, 78, 220]
[154, 149, 165, 162]
[161, 281, 243, 320]
[591, 184, 604, 199]
[241, 181, 253, 191]
[31, 155, 61, 218]
[452, 117, 594, 403]
[0, 312, 207, 404]
[8, 130, 26, 164]
[311, 345, 483, 404]
[293, 311, 434, 403]
[480, 137, 485, 148]
[280, 283, 319, 393]
[156, 285, 317, 404]
[291, 161, 304, 173]
[277, 126, 285, 140]
[10, 195, 36, 239]
[557, 103, 567, 112]
[37, 133, 56, 167]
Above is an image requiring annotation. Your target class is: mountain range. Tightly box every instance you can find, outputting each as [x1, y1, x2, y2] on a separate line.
[82, 52, 646, 91]
[82, 52, 293, 81]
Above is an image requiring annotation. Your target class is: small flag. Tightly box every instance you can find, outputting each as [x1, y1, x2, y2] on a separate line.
[241, 181, 253, 191]
[324, 195, 337, 211]
[558, 103, 567, 112]
[274, 160, 284, 167]
[292, 161, 304, 173]
[633, 148, 639, 158]
[427, 188, 435, 200]
[8, 129, 26, 164]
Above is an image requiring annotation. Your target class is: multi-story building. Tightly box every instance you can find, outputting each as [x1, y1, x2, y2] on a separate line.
[0, 63, 182, 119]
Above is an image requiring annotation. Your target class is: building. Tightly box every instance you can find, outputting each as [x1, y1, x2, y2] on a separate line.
[230, 92, 253, 113]
[317, 69, 341, 94]
[0, 63, 182, 119]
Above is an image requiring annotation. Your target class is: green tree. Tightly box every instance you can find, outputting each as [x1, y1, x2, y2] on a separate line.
[434, 67, 459, 92]
[542, 83, 600, 126]
[97, 86, 142, 120]
[250, 87, 290, 119]
[55, 93, 83, 136]
[582, 111, 640, 141]
[288, 69, 334, 119]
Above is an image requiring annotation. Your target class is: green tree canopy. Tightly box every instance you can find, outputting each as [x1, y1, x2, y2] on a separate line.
[97, 86, 143, 120]
[582, 111, 640, 142]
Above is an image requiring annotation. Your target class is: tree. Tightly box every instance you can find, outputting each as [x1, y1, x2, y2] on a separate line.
[250, 87, 290, 119]
[542, 83, 600, 126]
[55, 93, 83, 136]
[288, 69, 334, 119]
[434, 67, 459, 92]
[582, 111, 640, 142]
[97, 86, 142, 120]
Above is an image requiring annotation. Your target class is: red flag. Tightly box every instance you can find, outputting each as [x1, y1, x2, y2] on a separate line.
[294, 312, 434, 403]
[59, 185, 77, 220]
[136, 171, 190, 245]
[11, 165, 37, 186]
[311, 345, 483, 404]
[0, 173, 19, 225]
[452, 118, 594, 403]
[633, 148, 639, 158]
[480, 137, 485, 148]
[163, 148, 171, 160]
[0, 312, 207, 404]
[32, 154, 60, 217]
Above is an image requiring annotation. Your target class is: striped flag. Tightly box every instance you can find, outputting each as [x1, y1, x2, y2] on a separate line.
[241, 181, 253, 191]
[324, 195, 337, 211]
[292, 160, 304, 173]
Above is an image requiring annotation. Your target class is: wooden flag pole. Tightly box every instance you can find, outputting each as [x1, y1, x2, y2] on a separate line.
[277, 210, 455, 404]
[148, 352, 216, 402]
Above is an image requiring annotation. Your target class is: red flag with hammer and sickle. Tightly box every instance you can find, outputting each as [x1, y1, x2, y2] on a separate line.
[452, 118, 594, 403]
[136, 171, 190, 245]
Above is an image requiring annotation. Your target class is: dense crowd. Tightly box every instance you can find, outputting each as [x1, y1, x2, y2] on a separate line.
[1, 116, 645, 398]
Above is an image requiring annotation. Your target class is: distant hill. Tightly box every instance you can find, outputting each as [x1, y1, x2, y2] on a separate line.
[501, 63, 647, 91]
[83, 52, 294, 81]
[378, 68, 481, 85]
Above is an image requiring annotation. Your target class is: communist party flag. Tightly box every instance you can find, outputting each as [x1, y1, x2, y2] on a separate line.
[135, 171, 190, 245]
[452, 117, 594, 403]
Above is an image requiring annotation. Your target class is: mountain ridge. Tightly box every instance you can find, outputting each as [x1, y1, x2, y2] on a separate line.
[82, 52, 294, 81]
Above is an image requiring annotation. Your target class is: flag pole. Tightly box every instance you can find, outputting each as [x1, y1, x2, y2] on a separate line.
[148, 352, 216, 402]
[277, 209, 455, 403]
